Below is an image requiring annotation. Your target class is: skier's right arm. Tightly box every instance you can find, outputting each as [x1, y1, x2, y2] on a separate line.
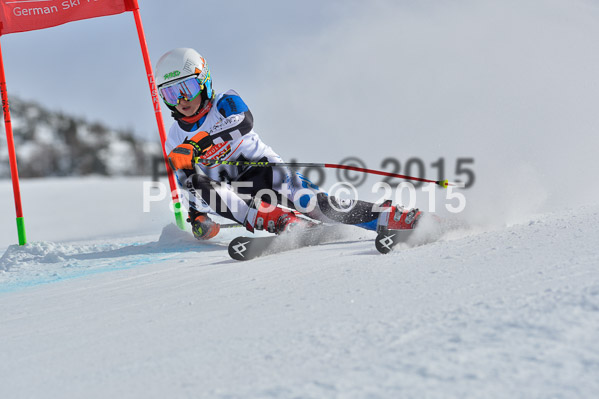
[167, 131, 213, 171]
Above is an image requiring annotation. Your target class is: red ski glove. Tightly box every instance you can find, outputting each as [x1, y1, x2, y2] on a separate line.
[167, 131, 213, 170]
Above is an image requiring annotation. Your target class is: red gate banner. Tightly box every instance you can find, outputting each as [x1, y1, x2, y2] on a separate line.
[0, 0, 135, 35]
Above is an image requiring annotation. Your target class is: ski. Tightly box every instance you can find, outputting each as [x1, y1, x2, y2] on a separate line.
[228, 225, 343, 261]
[228, 221, 425, 259]
[375, 211, 448, 254]
[374, 229, 414, 254]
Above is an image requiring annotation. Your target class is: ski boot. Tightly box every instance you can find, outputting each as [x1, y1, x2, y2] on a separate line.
[378, 203, 421, 231]
[244, 201, 307, 234]
[376, 202, 421, 254]
[188, 211, 220, 240]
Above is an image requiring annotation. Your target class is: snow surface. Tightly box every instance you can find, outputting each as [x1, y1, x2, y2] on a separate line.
[1, 178, 598, 398]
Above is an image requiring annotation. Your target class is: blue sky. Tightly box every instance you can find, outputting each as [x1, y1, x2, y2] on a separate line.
[0, 0, 359, 137]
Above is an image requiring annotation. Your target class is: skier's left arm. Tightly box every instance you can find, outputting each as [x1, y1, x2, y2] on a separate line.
[209, 94, 254, 144]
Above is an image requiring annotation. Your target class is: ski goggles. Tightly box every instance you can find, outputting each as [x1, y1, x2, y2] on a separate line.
[159, 73, 209, 106]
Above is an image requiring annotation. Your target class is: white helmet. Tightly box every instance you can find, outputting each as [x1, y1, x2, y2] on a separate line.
[155, 48, 214, 116]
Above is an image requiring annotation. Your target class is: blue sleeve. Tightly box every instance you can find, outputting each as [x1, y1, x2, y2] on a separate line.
[210, 94, 254, 143]
[217, 95, 250, 117]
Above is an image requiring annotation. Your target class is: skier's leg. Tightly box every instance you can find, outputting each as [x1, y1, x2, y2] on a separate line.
[172, 170, 220, 240]
[188, 174, 250, 224]
[188, 168, 306, 234]
[277, 171, 420, 232]
[312, 193, 381, 230]
[233, 157, 309, 233]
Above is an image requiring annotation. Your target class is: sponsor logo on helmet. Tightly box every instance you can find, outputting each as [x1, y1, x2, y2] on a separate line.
[164, 70, 181, 81]
[183, 56, 205, 75]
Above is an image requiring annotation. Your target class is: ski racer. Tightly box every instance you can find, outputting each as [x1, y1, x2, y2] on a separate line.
[156, 48, 420, 240]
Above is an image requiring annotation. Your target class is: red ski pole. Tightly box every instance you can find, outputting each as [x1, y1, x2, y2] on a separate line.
[194, 158, 455, 188]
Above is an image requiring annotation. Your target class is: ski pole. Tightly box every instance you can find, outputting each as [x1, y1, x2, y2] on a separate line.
[219, 222, 243, 229]
[194, 158, 454, 188]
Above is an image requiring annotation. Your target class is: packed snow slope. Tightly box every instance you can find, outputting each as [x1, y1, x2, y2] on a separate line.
[0, 178, 598, 398]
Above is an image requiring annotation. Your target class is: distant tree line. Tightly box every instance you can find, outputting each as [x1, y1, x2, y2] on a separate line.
[0, 96, 161, 178]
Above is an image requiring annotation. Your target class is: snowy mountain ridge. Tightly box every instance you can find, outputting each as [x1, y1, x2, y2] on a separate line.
[0, 96, 160, 178]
